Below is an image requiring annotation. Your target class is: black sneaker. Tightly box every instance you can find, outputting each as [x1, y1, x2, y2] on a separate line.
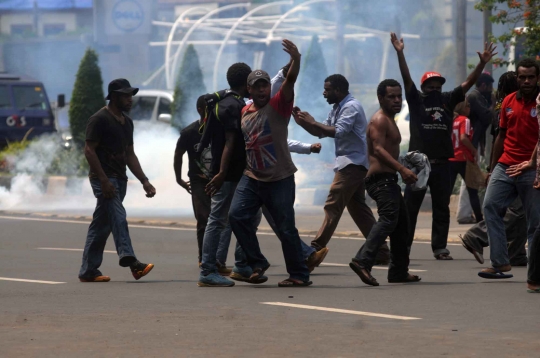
[130, 261, 154, 280]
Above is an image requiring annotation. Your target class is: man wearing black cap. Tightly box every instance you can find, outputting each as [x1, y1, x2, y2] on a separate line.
[78, 78, 156, 282]
[390, 32, 496, 260]
[229, 39, 312, 287]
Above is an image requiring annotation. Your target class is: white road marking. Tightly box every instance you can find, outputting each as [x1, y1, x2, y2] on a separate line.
[37, 247, 116, 254]
[261, 302, 421, 321]
[0, 215, 461, 245]
[0, 277, 65, 284]
[320, 262, 427, 272]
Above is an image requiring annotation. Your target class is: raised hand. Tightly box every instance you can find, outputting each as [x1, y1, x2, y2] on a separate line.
[390, 32, 404, 52]
[477, 42, 498, 64]
[282, 39, 301, 62]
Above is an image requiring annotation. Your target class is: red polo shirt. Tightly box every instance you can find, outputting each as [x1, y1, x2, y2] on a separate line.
[498, 89, 539, 166]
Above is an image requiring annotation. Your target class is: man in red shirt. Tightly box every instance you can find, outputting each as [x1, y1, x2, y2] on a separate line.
[479, 58, 540, 280]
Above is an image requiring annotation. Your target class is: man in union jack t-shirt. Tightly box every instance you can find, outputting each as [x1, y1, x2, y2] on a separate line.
[229, 39, 312, 287]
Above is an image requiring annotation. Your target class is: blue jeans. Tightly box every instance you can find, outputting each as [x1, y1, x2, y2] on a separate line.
[483, 164, 540, 267]
[201, 181, 241, 275]
[229, 175, 310, 281]
[79, 178, 137, 279]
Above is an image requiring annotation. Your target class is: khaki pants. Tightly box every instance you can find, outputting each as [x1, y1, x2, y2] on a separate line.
[311, 164, 376, 251]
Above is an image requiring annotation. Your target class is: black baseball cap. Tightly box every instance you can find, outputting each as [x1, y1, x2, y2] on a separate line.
[247, 70, 271, 86]
[106, 78, 139, 100]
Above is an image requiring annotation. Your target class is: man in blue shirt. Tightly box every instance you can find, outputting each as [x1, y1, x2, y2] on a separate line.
[293, 74, 388, 271]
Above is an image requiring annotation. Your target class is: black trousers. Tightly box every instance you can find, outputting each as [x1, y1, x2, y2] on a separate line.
[355, 173, 410, 280]
[191, 179, 211, 262]
[405, 162, 452, 256]
[462, 197, 528, 266]
[449, 161, 483, 222]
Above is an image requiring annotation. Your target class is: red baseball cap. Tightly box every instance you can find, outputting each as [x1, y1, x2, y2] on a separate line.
[420, 71, 446, 86]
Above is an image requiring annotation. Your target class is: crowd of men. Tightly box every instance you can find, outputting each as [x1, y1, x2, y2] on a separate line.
[76, 33, 540, 293]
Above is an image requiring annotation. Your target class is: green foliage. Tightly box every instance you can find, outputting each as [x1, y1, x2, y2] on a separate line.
[171, 44, 206, 129]
[297, 35, 328, 117]
[476, 0, 540, 66]
[68, 48, 105, 148]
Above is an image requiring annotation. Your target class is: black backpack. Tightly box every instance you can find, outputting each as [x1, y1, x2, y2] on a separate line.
[196, 89, 240, 153]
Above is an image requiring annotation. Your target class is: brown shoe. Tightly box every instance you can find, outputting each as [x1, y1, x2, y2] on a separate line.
[306, 247, 329, 271]
[216, 262, 232, 276]
[79, 275, 111, 282]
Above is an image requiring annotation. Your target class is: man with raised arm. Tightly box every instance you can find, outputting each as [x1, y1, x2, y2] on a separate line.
[229, 39, 312, 287]
[349, 79, 419, 286]
[391, 32, 496, 260]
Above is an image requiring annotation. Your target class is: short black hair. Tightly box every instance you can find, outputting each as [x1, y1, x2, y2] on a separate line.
[476, 73, 494, 87]
[227, 62, 252, 89]
[516, 58, 540, 76]
[324, 74, 349, 93]
[196, 95, 206, 110]
[496, 71, 518, 102]
[377, 79, 402, 97]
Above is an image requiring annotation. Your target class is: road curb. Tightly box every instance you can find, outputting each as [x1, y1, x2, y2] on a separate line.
[0, 210, 465, 244]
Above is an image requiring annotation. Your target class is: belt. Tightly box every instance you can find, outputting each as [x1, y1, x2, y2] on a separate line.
[365, 172, 398, 185]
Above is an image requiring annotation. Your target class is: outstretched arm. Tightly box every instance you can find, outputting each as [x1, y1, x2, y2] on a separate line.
[280, 39, 301, 103]
[391, 32, 413, 94]
[369, 115, 417, 184]
[292, 107, 336, 138]
[461, 42, 497, 93]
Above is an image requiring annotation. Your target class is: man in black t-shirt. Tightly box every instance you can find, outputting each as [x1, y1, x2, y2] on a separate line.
[197, 63, 252, 287]
[174, 96, 213, 266]
[79, 78, 156, 282]
[391, 32, 496, 260]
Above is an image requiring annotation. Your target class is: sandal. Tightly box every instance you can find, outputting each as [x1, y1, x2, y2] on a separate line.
[478, 266, 513, 279]
[349, 261, 379, 286]
[248, 265, 270, 284]
[388, 274, 421, 283]
[435, 254, 453, 260]
[278, 278, 312, 287]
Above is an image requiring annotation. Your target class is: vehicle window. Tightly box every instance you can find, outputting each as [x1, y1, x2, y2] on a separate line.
[130, 96, 156, 120]
[12, 86, 48, 110]
[0, 85, 12, 109]
[158, 97, 171, 116]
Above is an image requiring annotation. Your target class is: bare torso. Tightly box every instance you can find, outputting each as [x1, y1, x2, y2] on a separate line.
[366, 109, 402, 176]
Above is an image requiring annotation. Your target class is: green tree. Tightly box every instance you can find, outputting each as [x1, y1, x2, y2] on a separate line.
[476, 0, 540, 66]
[296, 35, 333, 163]
[68, 48, 105, 148]
[171, 44, 206, 129]
[297, 35, 328, 119]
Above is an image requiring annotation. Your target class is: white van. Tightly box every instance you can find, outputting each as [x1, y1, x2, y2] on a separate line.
[130, 89, 174, 124]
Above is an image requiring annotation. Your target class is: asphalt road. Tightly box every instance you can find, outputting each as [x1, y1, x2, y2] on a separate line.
[0, 214, 538, 358]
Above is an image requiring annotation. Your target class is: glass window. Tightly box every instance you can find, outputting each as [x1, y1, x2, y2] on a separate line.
[12, 86, 48, 110]
[129, 96, 156, 120]
[158, 97, 171, 116]
[10, 24, 33, 36]
[0, 86, 12, 109]
[43, 23, 66, 36]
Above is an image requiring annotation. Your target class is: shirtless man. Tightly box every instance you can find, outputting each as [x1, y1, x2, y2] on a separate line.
[348, 79, 420, 286]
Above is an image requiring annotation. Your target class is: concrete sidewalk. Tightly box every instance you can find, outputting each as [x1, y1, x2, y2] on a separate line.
[0, 205, 474, 243]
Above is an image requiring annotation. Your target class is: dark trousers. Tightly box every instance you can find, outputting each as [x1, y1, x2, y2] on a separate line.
[529, 225, 540, 285]
[79, 178, 137, 279]
[405, 162, 452, 256]
[191, 179, 211, 262]
[462, 197, 527, 265]
[311, 164, 376, 250]
[229, 175, 310, 281]
[449, 161, 483, 222]
[355, 174, 410, 280]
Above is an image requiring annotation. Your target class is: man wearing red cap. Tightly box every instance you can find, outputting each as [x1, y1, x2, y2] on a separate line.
[390, 32, 496, 260]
